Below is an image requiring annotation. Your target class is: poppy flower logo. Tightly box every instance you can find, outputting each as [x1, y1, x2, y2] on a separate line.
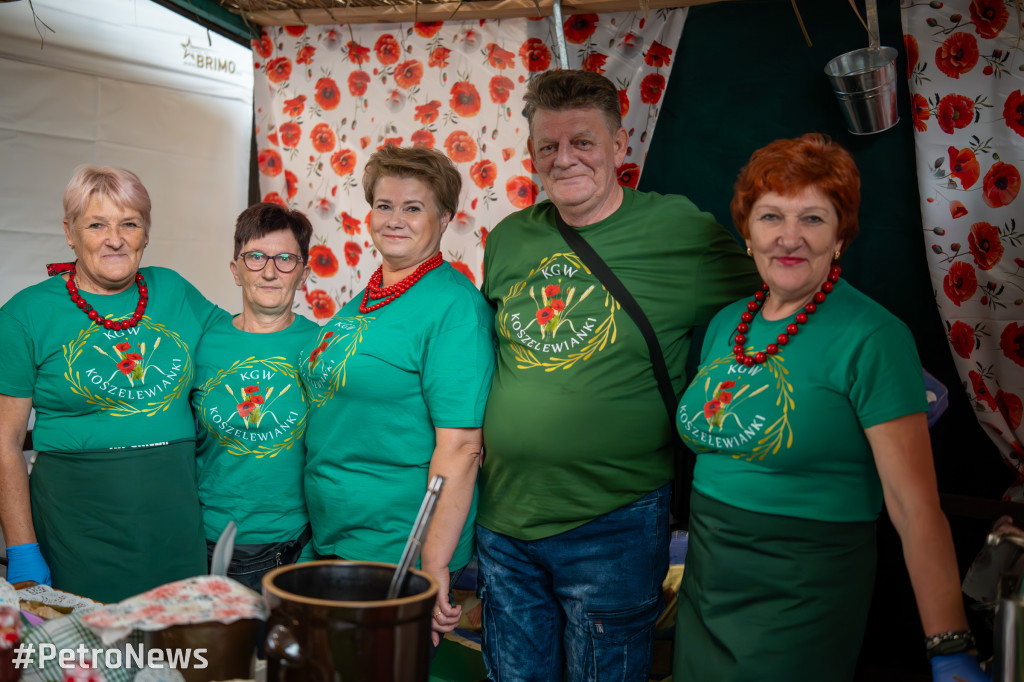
[450, 260, 476, 285]
[347, 41, 370, 65]
[306, 289, 336, 320]
[279, 122, 301, 149]
[340, 211, 361, 235]
[489, 76, 515, 104]
[414, 22, 444, 38]
[582, 53, 608, 74]
[968, 221, 1004, 270]
[314, 77, 341, 110]
[258, 149, 283, 177]
[444, 130, 478, 163]
[266, 57, 292, 84]
[485, 44, 516, 70]
[348, 71, 370, 97]
[996, 390, 1023, 429]
[411, 130, 435, 148]
[310, 123, 336, 154]
[937, 94, 975, 134]
[330, 149, 357, 177]
[529, 281, 595, 337]
[644, 41, 673, 67]
[282, 95, 306, 117]
[296, 45, 316, 65]
[619, 90, 630, 117]
[1001, 322, 1024, 367]
[344, 240, 362, 267]
[640, 73, 666, 104]
[969, 370, 997, 410]
[263, 192, 287, 208]
[935, 33, 979, 78]
[970, 0, 1008, 39]
[450, 82, 482, 117]
[617, 163, 640, 189]
[563, 14, 598, 44]
[374, 34, 401, 65]
[506, 176, 539, 209]
[429, 47, 451, 68]
[394, 60, 424, 89]
[1003, 90, 1024, 138]
[415, 101, 441, 124]
[98, 338, 161, 386]
[309, 245, 339, 277]
[252, 35, 273, 59]
[284, 170, 298, 200]
[904, 34, 918, 79]
[519, 38, 552, 72]
[943, 261, 978, 306]
[226, 383, 291, 429]
[948, 146, 980, 188]
[949, 320, 975, 359]
[982, 162, 1021, 208]
[471, 159, 498, 188]
[950, 200, 968, 219]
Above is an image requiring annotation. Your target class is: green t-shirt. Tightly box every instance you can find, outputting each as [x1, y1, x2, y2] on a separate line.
[300, 263, 495, 569]
[479, 188, 760, 540]
[677, 280, 928, 522]
[192, 314, 317, 544]
[0, 266, 225, 452]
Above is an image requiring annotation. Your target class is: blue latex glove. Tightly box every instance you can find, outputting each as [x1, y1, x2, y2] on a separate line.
[930, 652, 989, 682]
[5, 542, 52, 586]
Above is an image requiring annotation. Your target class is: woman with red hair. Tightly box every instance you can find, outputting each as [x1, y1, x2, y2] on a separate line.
[673, 134, 984, 682]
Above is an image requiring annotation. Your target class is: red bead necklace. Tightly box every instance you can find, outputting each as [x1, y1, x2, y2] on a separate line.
[64, 261, 149, 331]
[732, 265, 841, 366]
[359, 252, 443, 313]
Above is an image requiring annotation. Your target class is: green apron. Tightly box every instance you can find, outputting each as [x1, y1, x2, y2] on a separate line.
[674, 490, 877, 682]
[30, 440, 206, 603]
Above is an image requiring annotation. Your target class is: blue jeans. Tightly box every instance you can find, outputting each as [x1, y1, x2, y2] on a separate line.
[476, 484, 670, 682]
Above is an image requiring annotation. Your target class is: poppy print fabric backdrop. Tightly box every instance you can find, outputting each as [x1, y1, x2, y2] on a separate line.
[903, 0, 1024, 498]
[251, 11, 686, 319]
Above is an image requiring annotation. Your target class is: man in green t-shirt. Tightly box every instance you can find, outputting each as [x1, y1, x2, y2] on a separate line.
[478, 70, 758, 681]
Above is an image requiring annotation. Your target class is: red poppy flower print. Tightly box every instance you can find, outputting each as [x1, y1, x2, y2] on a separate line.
[996, 390, 1023, 429]
[506, 176, 539, 209]
[374, 34, 401, 66]
[450, 82, 481, 117]
[411, 129, 435, 148]
[536, 306, 554, 324]
[315, 77, 341, 110]
[279, 122, 301, 148]
[950, 200, 968, 219]
[911, 94, 929, 132]
[617, 163, 640, 189]
[296, 45, 316, 65]
[969, 370, 997, 409]
[125, 352, 142, 363]
[904, 34, 918, 79]
[983, 162, 1021, 208]
[522, 158, 537, 174]
[582, 53, 608, 74]
[237, 401, 256, 418]
[310, 123, 336, 154]
[489, 76, 515, 105]
[1001, 322, 1024, 367]
[619, 90, 630, 117]
[243, 386, 260, 394]
[283, 95, 306, 117]
[116, 342, 132, 352]
[285, 170, 298, 199]
[347, 41, 370, 65]
[307, 292, 335, 320]
[471, 159, 497, 188]
[948, 146, 980, 188]
[544, 284, 560, 297]
[414, 22, 444, 38]
[445, 130, 478, 163]
[968, 221, 1004, 270]
[943, 261, 978, 306]
[937, 94, 975, 134]
[262, 192, 286, 208]
[344, 240, 362, 267]
[949, 320, 975, 359]
[551, 299, 565, 311]
[1004, 90, 1024, 137]
[330, 149, 356, 177]
[563, 14, 598, 44]
[252, 35, 273, 59]
[394, 60, 424, 89]
[645, 41, 673, 67]
[258, 149, 283, 177]
[116, 358, 135, 375]
[347, 71, 370, 98]
[519, 38, 551, 72]
[485, 44, 516, 70]
[703, 399, 722, 420]
[970, 0, 1008, 39]
[451, 260, 476, 285]
[415, 100, 441, 124]
[640, 73, 666, 105]
[935, 33, 979, 79]
[341, 211, 361, 235]
[266, 57, 292, 84]
[309, 245, 339, 277]
[429, 46, 451, 68]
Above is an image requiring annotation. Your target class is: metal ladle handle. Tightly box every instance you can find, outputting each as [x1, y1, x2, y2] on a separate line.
[386, 475, 445, 600]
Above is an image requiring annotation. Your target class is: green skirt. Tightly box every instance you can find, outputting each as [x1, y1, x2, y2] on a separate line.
[31, 440, 207, 603]
[674, 490, 877, 682]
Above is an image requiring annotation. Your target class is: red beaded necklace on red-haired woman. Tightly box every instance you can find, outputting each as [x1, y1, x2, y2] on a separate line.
[732, 264, 841, 366]
[359, 252, 443, 313]
[46, 260, 148, 331]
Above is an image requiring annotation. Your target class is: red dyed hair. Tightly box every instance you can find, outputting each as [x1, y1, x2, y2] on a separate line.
[730, 133, 861, 249]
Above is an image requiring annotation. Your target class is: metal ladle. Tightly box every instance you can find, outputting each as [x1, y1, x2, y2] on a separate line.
[386, 475, 445, 600]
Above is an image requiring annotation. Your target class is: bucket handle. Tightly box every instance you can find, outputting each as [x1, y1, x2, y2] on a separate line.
[266, 623, 302, 665]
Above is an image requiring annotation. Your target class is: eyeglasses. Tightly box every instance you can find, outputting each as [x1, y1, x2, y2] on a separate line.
[238, 251, 303, 273]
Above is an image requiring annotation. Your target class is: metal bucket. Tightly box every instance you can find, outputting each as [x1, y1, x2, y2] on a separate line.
[824, 46, 899, 135]
[263, 560, 438, 682]
[992, 574, 1024, 682]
